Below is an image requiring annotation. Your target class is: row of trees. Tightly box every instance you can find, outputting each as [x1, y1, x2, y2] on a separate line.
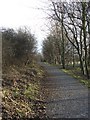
[2, 27, 37, 70]
[42, 1, 90, 79]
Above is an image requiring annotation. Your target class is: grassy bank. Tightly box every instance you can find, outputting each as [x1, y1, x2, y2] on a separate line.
[2, 62, 46, 119]
[62, 67, 90, 88]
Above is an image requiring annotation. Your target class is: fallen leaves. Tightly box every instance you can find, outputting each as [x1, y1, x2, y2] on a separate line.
[2, 63, 47, 119]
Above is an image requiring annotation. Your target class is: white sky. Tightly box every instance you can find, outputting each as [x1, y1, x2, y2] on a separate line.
[0, 0, 48, 52]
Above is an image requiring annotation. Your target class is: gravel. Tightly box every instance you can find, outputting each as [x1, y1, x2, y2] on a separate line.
[39, 62, 88, 119]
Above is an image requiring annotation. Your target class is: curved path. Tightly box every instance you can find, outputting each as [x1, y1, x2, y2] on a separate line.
[39, 62, 88, 119]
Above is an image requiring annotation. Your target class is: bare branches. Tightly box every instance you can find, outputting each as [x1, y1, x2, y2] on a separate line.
[42, 0, 90, 78]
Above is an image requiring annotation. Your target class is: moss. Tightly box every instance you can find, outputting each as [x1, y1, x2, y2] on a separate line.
[24, 83, 39, 100]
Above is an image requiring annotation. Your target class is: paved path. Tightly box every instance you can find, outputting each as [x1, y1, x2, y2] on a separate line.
[39, 62, 88, 119]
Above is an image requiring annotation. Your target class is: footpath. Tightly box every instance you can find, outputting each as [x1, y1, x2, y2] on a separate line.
[40, 62, 88, 119]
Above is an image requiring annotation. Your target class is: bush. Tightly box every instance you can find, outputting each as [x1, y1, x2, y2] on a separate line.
[2, 27, 37, 70]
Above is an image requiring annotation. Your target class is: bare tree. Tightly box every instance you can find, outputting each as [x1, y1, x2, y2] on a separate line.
[44, 0, 89, 78]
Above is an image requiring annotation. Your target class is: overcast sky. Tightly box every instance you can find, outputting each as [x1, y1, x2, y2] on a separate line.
[0, 0, 49, 52]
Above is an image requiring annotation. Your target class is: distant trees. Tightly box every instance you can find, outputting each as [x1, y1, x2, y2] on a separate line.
[42, 1, 90, 78]
[42, 22, 69, 65]
[43, 34, 58, 64]
[2, 27, 37, 69]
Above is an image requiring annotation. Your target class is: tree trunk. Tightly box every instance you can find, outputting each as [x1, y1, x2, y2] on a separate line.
[82, 2, 89, 78]
[61, 6, 65, 69]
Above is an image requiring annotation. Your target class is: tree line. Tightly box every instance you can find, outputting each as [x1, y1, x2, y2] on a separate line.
[2, 27, 37, 71]
[42, 1, 90, 79]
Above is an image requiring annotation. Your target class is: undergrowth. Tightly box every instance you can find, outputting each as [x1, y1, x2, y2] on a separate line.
[2, 62, 46, 119]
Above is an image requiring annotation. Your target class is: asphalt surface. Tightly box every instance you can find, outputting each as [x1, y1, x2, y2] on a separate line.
[39, 62, 88, 119]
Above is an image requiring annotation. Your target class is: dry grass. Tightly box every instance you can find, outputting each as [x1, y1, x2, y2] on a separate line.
[2, 63, 46, 119]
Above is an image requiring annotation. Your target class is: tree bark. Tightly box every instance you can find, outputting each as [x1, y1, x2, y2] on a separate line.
[82, 2, 89, 78]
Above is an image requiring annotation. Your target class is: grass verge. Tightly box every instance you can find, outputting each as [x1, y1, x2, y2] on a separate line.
[62, 67, 90, 88]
